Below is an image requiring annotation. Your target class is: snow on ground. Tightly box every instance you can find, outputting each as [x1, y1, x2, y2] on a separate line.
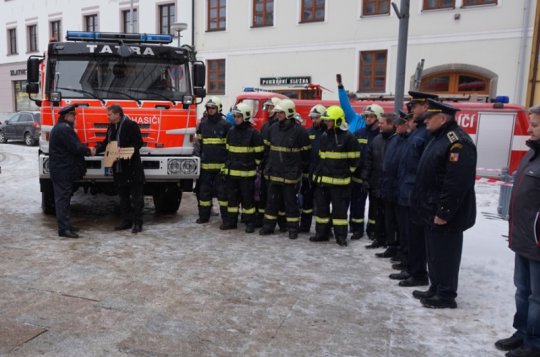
[0, 143, 517, 356]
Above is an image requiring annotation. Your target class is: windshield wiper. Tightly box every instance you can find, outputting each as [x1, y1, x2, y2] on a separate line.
[56, 87, 105, 104]
[96, 88, 141, 105]
[128, 88, 176, 105]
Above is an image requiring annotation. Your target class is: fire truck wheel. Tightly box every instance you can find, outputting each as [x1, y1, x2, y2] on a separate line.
[153, 184, 182, 214]
[41, 180, 55, 215]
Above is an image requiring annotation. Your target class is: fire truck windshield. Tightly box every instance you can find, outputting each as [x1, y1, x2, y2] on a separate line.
[50, 56, 189, 102]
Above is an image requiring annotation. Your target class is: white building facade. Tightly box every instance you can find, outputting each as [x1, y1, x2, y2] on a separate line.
[0, 0, 194, 117]
[194, 0, 536, 111]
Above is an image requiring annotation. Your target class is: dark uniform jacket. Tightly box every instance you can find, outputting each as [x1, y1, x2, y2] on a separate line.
[196, 113, 232, 171]
[352, 123, 379, 183]
[224, 122, 264, 178]
[264, 119, 311, 184]
[96, 117, 145, 183]
[314, 128, 360, 186]
[49, 119, 90, 182]
[412, 121, 477, 231]
[397, 123, 431, 207]
[362, 130, 394, 197]
[381, 132, 406, 203]
[307, 124, 326, 175]
[509, 139, 540, 262]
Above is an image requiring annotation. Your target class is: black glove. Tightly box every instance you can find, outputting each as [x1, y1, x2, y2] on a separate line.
[336, 74, 344, 89]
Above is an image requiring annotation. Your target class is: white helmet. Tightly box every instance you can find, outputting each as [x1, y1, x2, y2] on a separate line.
[309, 104, 326, 118]
[273, 99, 296, 119]
[263, 97, 281, 111]
[231, 102, 253, 123]
[363, 103, 384, 120]
[205, 96, 223, 112]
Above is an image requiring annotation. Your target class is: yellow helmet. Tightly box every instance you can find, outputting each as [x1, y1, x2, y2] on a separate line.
[309, 104, 326, 118]
[273, 99, 296, 119]
[231, 102, 253, 123]
[321, 105, 346, 128]
[205, 96, 223, 112]
[363, 103, 384, 119]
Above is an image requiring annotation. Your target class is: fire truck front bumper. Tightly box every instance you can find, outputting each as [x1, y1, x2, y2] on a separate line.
[39, 154, 200, 181]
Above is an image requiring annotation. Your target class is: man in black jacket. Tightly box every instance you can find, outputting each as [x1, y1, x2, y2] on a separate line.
[49, 105, 93, 238]
[495, 105, 540, 357]
[411, 99, 477, 309]
[96, 104, 145, 233]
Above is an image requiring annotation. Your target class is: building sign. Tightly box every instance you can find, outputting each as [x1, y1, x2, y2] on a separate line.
[260, 76, 311, 86]
[10, 69, 26, 76]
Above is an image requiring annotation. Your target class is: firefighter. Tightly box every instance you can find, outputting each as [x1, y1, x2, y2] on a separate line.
[310, 106, 360, 246]
[411, 99, 477, 309]
[49, 105, 93, 238]
[349, 104, 383, 240]
[220, 103, 264, 233]
[259, 99, 311, 239]
[96, 104, 145, 233]
[299, 104, 326, 233]
[195, 96, 232, 224]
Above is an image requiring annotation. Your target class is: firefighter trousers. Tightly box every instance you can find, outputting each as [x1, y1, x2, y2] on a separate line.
[197, 169, 228, 221]
[257, 176, 287, 230]
[263, 182, 300, 232]
[225, 177, 256, 225]
[299, 177, 315, 232]
[314, 185, 351, 240]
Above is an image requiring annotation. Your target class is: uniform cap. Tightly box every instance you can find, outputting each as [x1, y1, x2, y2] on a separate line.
[408, 91, 439, 103]
[424, 98, 460, 118]
[59, 105, 77, 116]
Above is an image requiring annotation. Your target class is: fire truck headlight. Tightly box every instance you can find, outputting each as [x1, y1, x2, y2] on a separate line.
[43, 158, 50, 175]
[180, 159, 197, 175]
[167, 159, 182, 175]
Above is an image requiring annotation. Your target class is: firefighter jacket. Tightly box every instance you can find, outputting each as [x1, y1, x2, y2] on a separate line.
[223, 122, 264, 178]
[49, 119, 91, 182]
[313, 128, 360, 186]
[261, 115, 278, 167]
[381, 132, 407, 203]
[352, 123, 380, 183]
[196, 113, 232, 171]
[264, 118, 311, 184]
[361, 130, 395, 197]
[397, 123, 431, 207]
[509, 139, 540, 262]
[412, 121, 477, 232]
[307, 124, 326, 175]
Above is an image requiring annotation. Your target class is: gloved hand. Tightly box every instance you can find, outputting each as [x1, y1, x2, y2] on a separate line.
[336, 74, 343, 89]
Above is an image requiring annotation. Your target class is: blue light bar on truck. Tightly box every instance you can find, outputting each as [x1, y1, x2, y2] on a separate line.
[66, 31, 173, 44]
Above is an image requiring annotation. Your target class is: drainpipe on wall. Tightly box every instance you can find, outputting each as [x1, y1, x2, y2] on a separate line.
[515, 0, 532, 104]
[191, 0, 195, 47]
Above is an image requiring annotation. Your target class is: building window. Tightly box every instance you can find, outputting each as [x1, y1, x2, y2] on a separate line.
[423, 0, 455, 10]
[122, 9, 139, 33]
[362, 0, 390, 16]
[27, 25, 38, 53]
[207, 59, 225, 94]
[85, 14, 99, 32]
[14, 80, 38, 111]
[159, 4, 175, 34]
[419, 71, 489, 94]
[359, 50, 387, 93]
[253, 0, 273, 27]
[7, 28, 17, 55]
[50, 20, 61, 41]
[301, 0, 325, 23]
[208, 0, 226, 31]
[462, 0, 497, 6]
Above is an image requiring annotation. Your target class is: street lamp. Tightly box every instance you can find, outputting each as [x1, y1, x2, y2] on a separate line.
[171, 22, 188, 47]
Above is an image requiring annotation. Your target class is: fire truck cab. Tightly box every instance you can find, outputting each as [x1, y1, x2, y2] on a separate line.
[26, 31, 207, 214]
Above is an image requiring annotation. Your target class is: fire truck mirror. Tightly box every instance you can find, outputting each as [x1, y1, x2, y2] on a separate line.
[27, 57, 41, 83]
[193, 62, 206, 88]
[118, 44, 133, 58]
[26, 83, 39, 94]
[194, 87, 206, 99]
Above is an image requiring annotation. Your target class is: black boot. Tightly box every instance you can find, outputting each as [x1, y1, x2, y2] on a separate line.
[365, 240, 385, 249]
[115, 221, 132, 230]
[351, 232, 364, 240]
[196, 217, 209, 224]
[299, 214, 312, 233]
[399, 277, 429, 287]
[309, 234, 329, 242]
[259, 225, 275, 235]
[336, 236, 348, 247]
[412, 289, 436, 300]
[505, 347, 540, 357]
[495, 334, 523, 351]
[420, 296, 457, 309]
[245, 223, 255, 234]
[131, 223, 142, 234]
[375, 246, 397, 258]
[59, 230, 80, 239]
[389, 271, 410, 280]
[288, 230, 298, 240]
[219, 222, 237, 230]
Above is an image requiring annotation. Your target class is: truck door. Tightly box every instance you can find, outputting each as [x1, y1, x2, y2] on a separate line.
[475, 112, 516, 177]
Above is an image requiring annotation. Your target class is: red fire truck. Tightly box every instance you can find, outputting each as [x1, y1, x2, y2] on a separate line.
[235, 91, 530, 177]
[26, 31, 207, 214]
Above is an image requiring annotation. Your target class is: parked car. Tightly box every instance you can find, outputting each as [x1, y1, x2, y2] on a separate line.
[0, 111, 41, 146]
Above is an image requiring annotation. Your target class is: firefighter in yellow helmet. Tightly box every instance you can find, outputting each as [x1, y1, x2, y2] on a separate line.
[311, 105, 360, 246]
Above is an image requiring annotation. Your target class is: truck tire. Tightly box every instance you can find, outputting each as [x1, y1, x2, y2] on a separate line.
[41, 179, 55, 215]
[153, 184, 182, 213]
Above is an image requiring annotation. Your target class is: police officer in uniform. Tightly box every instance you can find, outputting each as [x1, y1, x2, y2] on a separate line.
[96, 104, 145, 233]
[299, 104, 326, 234]
[259, 99, 311, 239]
[195, 96, 232, 224]
[411, 99, 477, 309]
[310, 106, 360, 246]
[220, 103, 264, 233]
[49, 105, 93, 238]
